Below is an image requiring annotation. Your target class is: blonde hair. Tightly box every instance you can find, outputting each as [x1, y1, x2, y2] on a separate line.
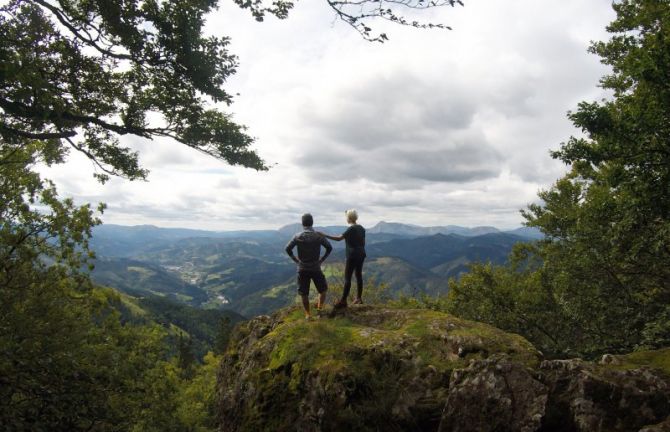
[345, 209, 358, 224]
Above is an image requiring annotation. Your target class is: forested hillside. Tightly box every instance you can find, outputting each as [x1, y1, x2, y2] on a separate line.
[86, 226, 532, 316]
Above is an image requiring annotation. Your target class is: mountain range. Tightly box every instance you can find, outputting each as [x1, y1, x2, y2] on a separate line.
[88, 222, 543, 316]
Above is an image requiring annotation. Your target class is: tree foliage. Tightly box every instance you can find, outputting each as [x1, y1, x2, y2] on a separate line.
[0, 139, 196, 430]
[0, 0, 459, 183]
[446, 0, 670, 357]
[0, 145, 171, 429]
[0, 152, 230, 429]
[1, 0, 266, 182]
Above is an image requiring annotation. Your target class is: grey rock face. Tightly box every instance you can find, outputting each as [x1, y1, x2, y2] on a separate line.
[438, 358, 670, 432]
[438, 358, 547, 432]
[639, 417, 670, 432]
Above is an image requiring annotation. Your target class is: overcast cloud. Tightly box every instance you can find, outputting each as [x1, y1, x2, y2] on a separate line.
[41, 0, 616, 230]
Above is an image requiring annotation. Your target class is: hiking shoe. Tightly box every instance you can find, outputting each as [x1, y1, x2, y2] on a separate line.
[352, 298, 363, 305]
[333, 300, 348, 310]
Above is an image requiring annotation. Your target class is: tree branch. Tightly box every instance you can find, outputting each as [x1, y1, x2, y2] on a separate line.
[0, 124, 76, 140]
[0, 97, 160, 138]
[325, 0, 459, 42]
[33, 0, 135, 61]
[63, 136, 131, 180]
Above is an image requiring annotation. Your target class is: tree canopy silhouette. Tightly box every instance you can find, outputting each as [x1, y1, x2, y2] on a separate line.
[0, 0, 460, 181]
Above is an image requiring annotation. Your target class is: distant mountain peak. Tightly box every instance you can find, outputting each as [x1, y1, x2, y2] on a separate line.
[374, 221, 422, 228]
[278, 222, 302, 233]
[368, 222, 502, 237]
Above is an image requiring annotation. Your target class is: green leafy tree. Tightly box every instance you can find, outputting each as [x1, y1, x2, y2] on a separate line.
[0, 0, 460, 184]
[0, 155, 177, 429]
[447, 0, 670, 357]
[1, 0, 265, 182]
[175, 352, 222, 432]
[214, 316, 233, 355]
[444, 244, 598, 357]
[523, 0, 670, 352]
[0, 140, 103, 429]
[177, 331, 197, 377]
[0, 152, 192, 429]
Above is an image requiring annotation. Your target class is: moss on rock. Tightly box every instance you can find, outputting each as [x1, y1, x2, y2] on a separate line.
[217, 305, 670, 432]
[603, 348, 670, 377]
[217, 305, 540, 432]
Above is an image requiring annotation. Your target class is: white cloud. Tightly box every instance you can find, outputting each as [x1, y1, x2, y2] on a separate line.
[42, 0, 616, 230]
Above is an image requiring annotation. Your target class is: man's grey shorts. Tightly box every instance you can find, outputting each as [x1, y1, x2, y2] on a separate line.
[297, 270, 328, 296]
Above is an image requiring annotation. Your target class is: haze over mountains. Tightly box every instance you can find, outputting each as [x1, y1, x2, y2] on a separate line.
[88, 222, 543, 316]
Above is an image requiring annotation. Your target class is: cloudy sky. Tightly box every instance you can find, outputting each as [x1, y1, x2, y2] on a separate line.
[43, 0, 616, 231]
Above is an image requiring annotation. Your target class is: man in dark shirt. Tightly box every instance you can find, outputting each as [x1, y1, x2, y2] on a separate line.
[285, 213, 332, 319]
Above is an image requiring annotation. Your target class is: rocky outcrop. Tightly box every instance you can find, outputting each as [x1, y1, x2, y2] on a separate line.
[439, 357, 670, 432]
[438, 359, 548, 432]
[217, 305, 539, 432]
[639, 417, 670, 432]
[216, 305, 670, 432]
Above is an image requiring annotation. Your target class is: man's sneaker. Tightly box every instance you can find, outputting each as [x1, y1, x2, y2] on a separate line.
[352, 298, 363, 305]
[333, 300, 348, 310]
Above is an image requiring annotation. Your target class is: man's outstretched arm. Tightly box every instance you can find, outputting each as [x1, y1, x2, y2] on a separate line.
[318, 231, 344, 241]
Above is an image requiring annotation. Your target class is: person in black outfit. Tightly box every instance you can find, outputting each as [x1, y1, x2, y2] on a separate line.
[320, 209, 366, 308]
[285, 213, 332, 319]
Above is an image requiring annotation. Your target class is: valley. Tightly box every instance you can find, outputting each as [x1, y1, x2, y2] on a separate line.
[88, 222, 540, 316]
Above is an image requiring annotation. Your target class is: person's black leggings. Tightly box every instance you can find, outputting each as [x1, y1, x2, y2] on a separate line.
[342, 255, 365, 301]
